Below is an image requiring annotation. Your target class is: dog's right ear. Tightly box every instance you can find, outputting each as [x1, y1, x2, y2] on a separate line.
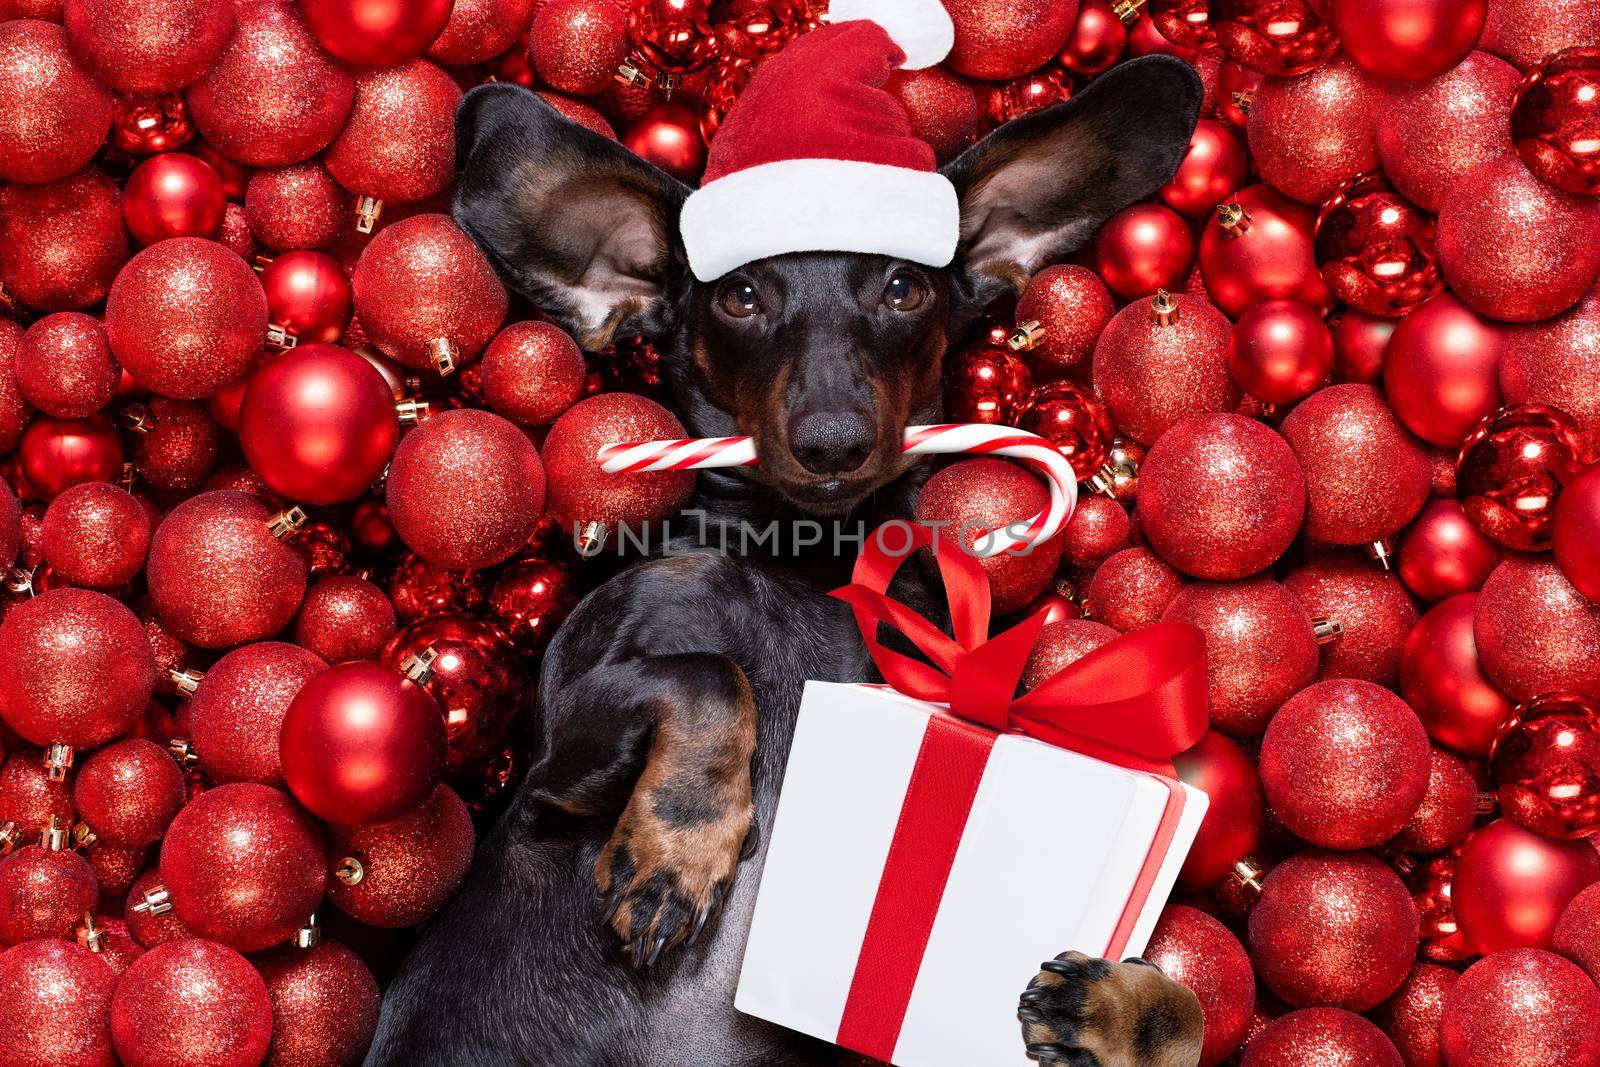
[452, 83, 690, 351]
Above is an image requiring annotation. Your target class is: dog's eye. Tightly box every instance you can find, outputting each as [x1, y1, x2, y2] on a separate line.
[718, 281, 764, 319]
[883, 272, 926, 311]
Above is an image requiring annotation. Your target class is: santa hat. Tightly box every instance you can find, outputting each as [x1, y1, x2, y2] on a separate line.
[679, 0, 960, 282]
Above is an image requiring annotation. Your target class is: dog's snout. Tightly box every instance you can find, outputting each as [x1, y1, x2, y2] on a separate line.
[788, 410, 875, 476]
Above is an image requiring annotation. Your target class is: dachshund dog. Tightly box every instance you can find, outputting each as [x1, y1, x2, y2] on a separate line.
[366, 55, 1206, 1067]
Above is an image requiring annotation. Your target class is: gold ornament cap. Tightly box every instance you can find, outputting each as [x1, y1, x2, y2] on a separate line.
[1216, 202, 1252, 237]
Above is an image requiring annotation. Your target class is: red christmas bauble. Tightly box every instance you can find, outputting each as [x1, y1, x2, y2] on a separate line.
[1226, 300, 1333, 405]
[1332, 0, 1486, 82]
[1020, 618, 1117, 691]
[1241, 1008, 1404, 1067]
[1457, 402, 1590, 552]
[187, 2, 355, 168]
[1058, 494, 1129, 569]
[1399, 499, 1502, 602]
[1092, 291, 1237, 444]
[1280, 384, 1431, 545]
[1555, 464, 1600, 602]
[253, 940, 381, 1067]
[325, 782, 474, 927]
[1375, 964, 1457, 1067]
[132, 396, 223, 494]
[1442, 949, 1600, 1066]
[1215, 57, 1263, 127]
[0, 20, 111, 184]
[1481, 0, 1600, 71]
[481, 321, 587, 427]
[1501, 282, 1600, 443]
[218, 203, 256, 262]
[1013, 381, 1116, 480]
[1083, 546, 1187, 631]
[1095, 203, 1196, 298]
[1511, 45, 1600, 196]
[18, 415, 124, 499]
[189, 642, 327, 787]
[1395, 746, 1479, 852]
[243, 162, 344, 254]
[281, 660, 446, 826]
[73, 738, 184, 848]
[0, 588, 155, 749]
[351, 214, 508, 374]
[943, 0, 1079, 80]
[542, 392, 695, 541]
[110, 938, 272, 1067]
[1058, 0, 1127, 74]
[1313, 173, 1442, 317]
[1555, 882, 1600, 983]
[122, 152, 224, 247]
[1012, 264, 1113, 374]
[123, 867, 193, 948]
[0, 322, 27, 456]
[986, 68, 1074, 125]
[1284, 554, 1418, 685]
[0, 752, 76, 841]
[15, 312, 118, 420]
[885, 66, 983, 162]
[1377, 49, 1521, 212]
[1146, 905, 1254, 1067]
[1491, 692, 1600, 839]
[301, 0, 451, 65]
[0, 167, 128, 313]
[530, 0, 631, 96]
[1383, 293, 1506, 448]
[1173, 730, 1265, 890]
[387, 551, 487, 624]
[63, 0, 233, 94]
[380, 615, 524, 771]
[1197, 184, 1332, 317]
[945, 342, 1034, 426]
[1455, 817, 1600, 952]
[0, 844, 97, 944]
[489, 557, 578, 652]
[621, 104, 708, 184]
[916, 458, 1064, 614]
[430, 0, 538, 64]
[1160, 119, 1248, 218]
[325, 60, 461, 206]
[0, 478, 17, 569]
[1211, 0, 1335, 75]
[628, 0, 717, 73]
[1248, 56, 1379, 205]
[259, 251, 353, 348]
[294, 576, 398, 664]
[538, 90, 617, 138]
[1411, 854, 1473, 963]
[0, 939, 116, 1067]
[1403, 592, 1514, 756]
[1437, 154, 1600, 322]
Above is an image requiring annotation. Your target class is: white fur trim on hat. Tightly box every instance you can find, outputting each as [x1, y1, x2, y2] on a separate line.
[680, 158, 960, 282]
[828, 0, 955, 69]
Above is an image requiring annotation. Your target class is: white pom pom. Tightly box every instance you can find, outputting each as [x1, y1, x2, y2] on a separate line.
[829, 0, 956, 69]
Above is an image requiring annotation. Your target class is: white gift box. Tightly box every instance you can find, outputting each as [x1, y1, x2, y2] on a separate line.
[735, 680, 1209, 1067]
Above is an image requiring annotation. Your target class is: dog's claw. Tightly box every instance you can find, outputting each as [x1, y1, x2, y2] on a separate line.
[1026, 1042, 1071, 1059]
[1017, 1007, 1045, 1024]
[645, 935, 668, 967]
[1019, 988, 1050, 1005]
[1040, 958, 1082, 978]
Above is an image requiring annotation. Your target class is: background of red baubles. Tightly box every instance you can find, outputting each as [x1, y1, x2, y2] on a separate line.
[0, 0, 1598, 1063]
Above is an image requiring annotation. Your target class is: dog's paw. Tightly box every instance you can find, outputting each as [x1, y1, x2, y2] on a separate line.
[594, 781, 754, 968]
[1018, 951, 1204, 1067]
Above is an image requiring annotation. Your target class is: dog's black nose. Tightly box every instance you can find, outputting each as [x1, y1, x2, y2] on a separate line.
[788, 411, 875, 475]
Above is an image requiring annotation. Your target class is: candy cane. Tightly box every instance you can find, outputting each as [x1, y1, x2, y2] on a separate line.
[597, 423, 1078, 555]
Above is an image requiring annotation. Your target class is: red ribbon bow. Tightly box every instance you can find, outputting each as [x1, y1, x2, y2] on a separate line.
[831, 525, 1209, 775]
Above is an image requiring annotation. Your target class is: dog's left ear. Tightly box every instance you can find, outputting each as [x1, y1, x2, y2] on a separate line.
[942, 56, 1203, 303]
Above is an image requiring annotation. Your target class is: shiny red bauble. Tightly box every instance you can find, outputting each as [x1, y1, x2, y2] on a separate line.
[916, 458, 1064, 614]
[0, 20, 112, 184]
[0, 167, 128, 313]
[1399, 500, 1502, 602]
[1491, 692, 1600, 839]
[301, 0, 452, 65]
[1095, 203, 1196, 298]
[240, 345, 397, 506]
[1455, 818, 1600, 953]
[0, 939, 117, 1067]
[1283, 553, 1419, 685]
[1146, 906, 1254, 1067]
[105, 237, 267, 400]
[1383, 293, 1506, 448]
[259, 250, 353, 348]
[530, 0, 631, 96]
[0, 845, 97, 944]
[987, 68, 1075, 124]
[110, 939, 272, 1067]
[324, 60, 461, 206]
[1313, 173, 1442, 317]
[1058, 0, 1127, 74]
[0, 588, 155, 750]
[1137, 413, 1305, 581]
[381, 616, 524, 771]
[15, 312, 119, 420]
[1198, 185, 1332, 317]
[1242, 1009, 1404, 1067]
[1013, 264, 1114, 374]
[1160, 120, 1249, 218]
[542, 393, 696, 541]
[253, 940, 381, 1067]
[295, 576, 399, 664]
[1248, 56, 1380, 205]
[943, 0, 1079, 80]
[1226, 300, 1332, 404]
[622, 104, 709, 184]
[281, 660, 446, 827]
[62, 0, 234, 95]
[1456, 403, 1590, 552]
[189, 642, 327, 787]
[481, 321, 587, 427]
[19, 415, 125, 500]
[1174, 730, 1265, 890]
[945, 342, 1033, 426]
[325, 782, 474, 927]
[1013, 381, 1116, 480]
[73, 738, 185, 848]
[1211, 0, 1335, 75]
[1092, 291, 1237, 444]
[1331, 0, 1487, 82]
[1512, 45, 1600, 196]
[1442, 949, 1600, 1067]
[122, 153, 224, 247]
[489, 558, 579, 652]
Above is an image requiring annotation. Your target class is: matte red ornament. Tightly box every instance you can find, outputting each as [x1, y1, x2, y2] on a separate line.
[1058, 0, 1127, 74]
[1456, 817, 1600, 952]
[15, 312, 119, 419]
[1197, 185, 1332, 318]
[1403, 593, 1514, 756]
[1395, 747, 1479, 854]
[1437, 154, 1600, 322]
[1399, 500, 1501, 602]
[254, 940, 382, 1067]
[1512, 45, 1600, 195]
[1248, 850, 1419, 1010]
[352, 214, 508, 375]
[943, 0, 1078, 80]
[189, 642, 327, 787]
[1215, 58, 1262, 128]
[0, 166, 127, 313]
[1249, 56, 1379, 205]
[1095, 204, 1196, 298]
[916, 458, 1064, 614]
[1442, 949, 1600, 1066]
[886, 66, 983, 162]
[1285, 554, 1418, 685]
[1501, 282, 1600, 443]
[0, 844, 97, 944]
[1173, 730, 1264, 890]
[1145, 905, 1254, 1067]
[1211, 0, 1335, 75]
[110, 938, 272, 1067]
[122, 152, 225, 247]
[1555, 882, 1600, 982]
[0, 20, 111, 184]
[18, 415, 123, 500]
[259, 252, 353, 349]
[187, 2, 355, 168]
[1456, 402, 1589, 552]
[325, 782, 474, 927]
[1491, 692, 1600, 839]
[1332, 0, 1486, 82]
[1013, 381, 1116, 480]
[1091, 291, 1238, 444]
[243, 162, 344, 254]
[944, 342, 1033, 426]
[0, 939, 117, 1067]
[381, 616, 525, 771]
[301, 0, 451, 65]
[1241, 1008, 1403, 1067]
[1313, 173, 1442, 317]
[0, 752, 76, 841]
[1383, 293, 1506, 449]
[530, 0, 631, 96]
[145, 490, 309, 649]
[1013, 264, 1113, 374]
[1226, 300, 1333, 405]
[325, 60, 462, 207]
[543, 393, 695, 542]
[1083, 546, 1186, 632]
[481, 321, 587, 427]
[73, 739, 184, 848]
[622, 104, 709, 184]
[295, 576, 398, 664]
[281, 660, 446, 826]
[1160, 120, 1248, 218]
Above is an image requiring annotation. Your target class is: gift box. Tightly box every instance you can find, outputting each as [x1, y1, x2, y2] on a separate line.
[734, 529, 1211, 1067]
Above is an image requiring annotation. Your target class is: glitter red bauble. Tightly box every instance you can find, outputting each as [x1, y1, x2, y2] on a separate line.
[160, 784, 324, 951]
[352, 214, 507, 374]
[325, 60, 461, 206]
[0, 479, 17, 568]
[1442, 949, 1600, 1067]
[1241, 1008, 1404, 1067]
[1248, 56, 1379, 205]
[1280, 383, 1431, 545]
[1197, 184, 1332, 317]
[0, 844, 97, 944]
[1555, 465, 1600, 603]
[1375, 964, 1457, 1067]
[942, 0, 1078, 80]
[0, 752, 76, 841]
[239, 345, 396, 506]
[1313, 173, 1442, 317]
[1145, 905, 1254, 1067]
[1225, 300, 1333, 405]
[294, 576, 398, 664]
[431, 0, 538, 64]
[1331, 0, 1486, 82]
[1399, 499, 1502, 602]
[281, 660, 446, 826]
[1210, 0, 1335, 75]
[187, 2, 355, 168]
[73, 738, 184, 848]
[1160, 119, 1249, 218]
[122, 152, 225, 247]
[1501, 282, 1600, 443]
[325, 783, 474, 927]
[1456, 402, 1590, 552]
[386, 409, 545, 570]
[1083, 545, 1186, 631]
[0, 20, 111, 184]
[944, 342, 1033, 426]
[132, 396, 223, 494]
[1020, 618, 1117, 690]
[1013, 264, 1113, 374]
[1556, 882, 1600, 983]
[105, 237, 267, 400]
[1455, 818, 1600, 952]
[18, 415, 124, 499]
[1013, 381, 1116, 480]
[1437, 154, 1600, 322]
[0, 588, 155, 749]
[1058, 494, 1129, 568]
[189, 642, 327, 786]
[1481, 0, 1600, 71]
[1395, 747, 1479, 852]
[146, 490, 309, 649]
[243, 162, 343, 254]
[16, 312, 118, 420]
[542, 392, 695, 539]
[886, 66, 983, 163]
[1403, 592, 1514, 756]
[1137, 412, 1304, 581]
[1094, 204, 1196, 298]
[381, 615, 524, 771]
[63, 0, 233, 94]
[1283, 554, 1418, 685]
[254, 940, 381, 1067]
[621, 104, 708, 184]
[1383, 293, 1506, 448]
[0, 167, 128, 313]
[1173, 730, 1264, 890]
[916, 458, 1064, 614]
[481, 321, 587, 427]
[1247, 850, 1419, 1010]
[1511, 45, 1600, 196]
[530, 0, 631, 96]
[1491, 692, 1600, 839]
[0, 323, 27, 456]
[111, 938, 272, 1067]
[0, 939, 117, 1067]
[123, 867, 192, 948]
[1092, 291, 1237, 444]
[259, 251, 353, 348]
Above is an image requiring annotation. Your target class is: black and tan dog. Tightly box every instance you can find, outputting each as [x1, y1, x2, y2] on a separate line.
[366, 55, 1206, 1067]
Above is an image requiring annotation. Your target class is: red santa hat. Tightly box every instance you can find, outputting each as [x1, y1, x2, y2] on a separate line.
[679, 0, 959, 282]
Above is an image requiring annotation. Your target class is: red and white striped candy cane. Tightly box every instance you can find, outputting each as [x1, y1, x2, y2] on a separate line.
[596, 423, 1078, 555]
